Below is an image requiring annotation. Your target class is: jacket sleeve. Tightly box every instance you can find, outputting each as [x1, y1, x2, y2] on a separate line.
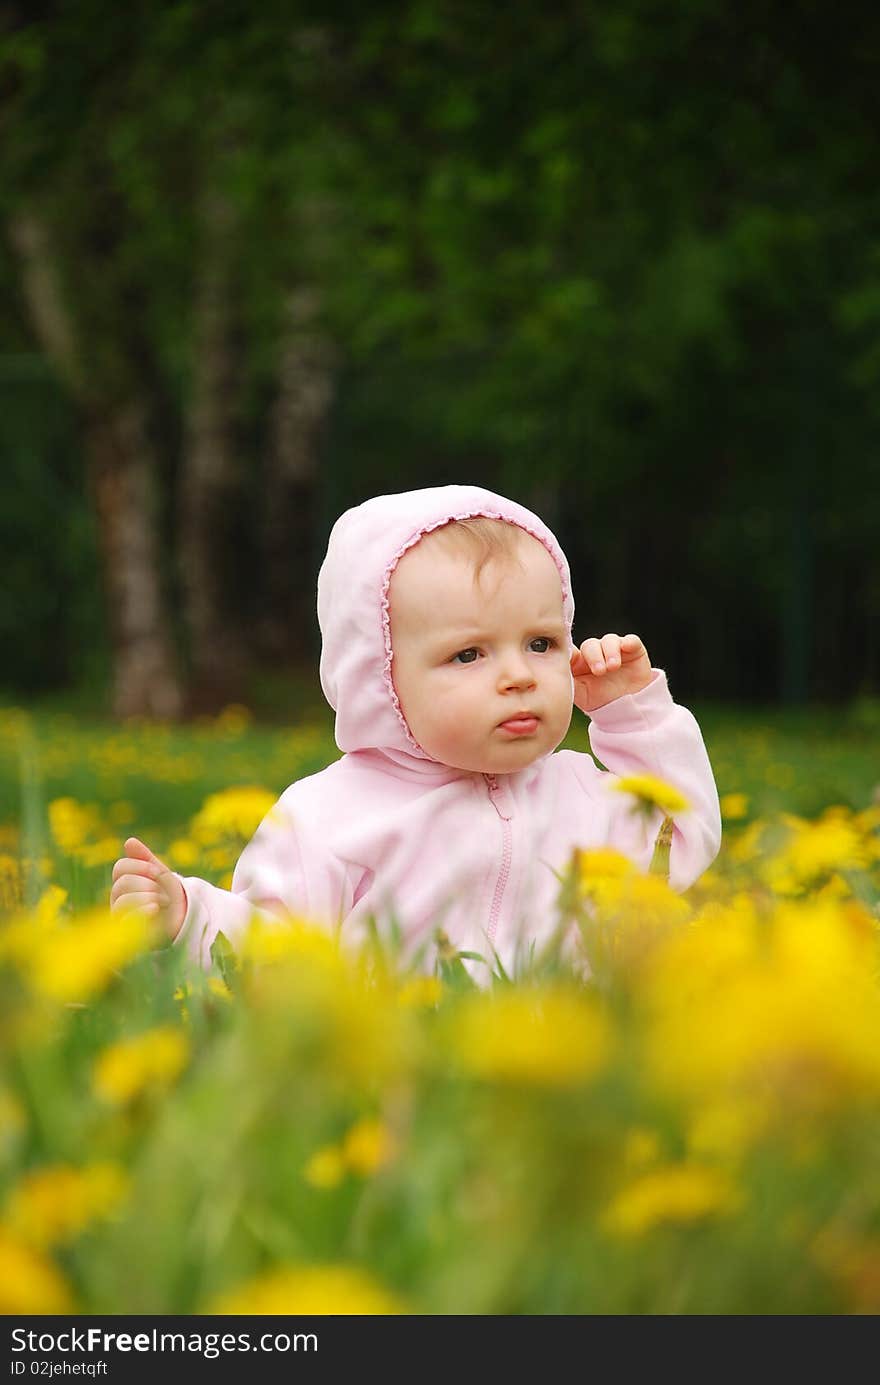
[580, 667, 722, 891]
[171, 788, 351, 971]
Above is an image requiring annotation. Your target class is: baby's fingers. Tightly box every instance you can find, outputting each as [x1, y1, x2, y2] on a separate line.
[110, 874, 158, 908]
[601, 633, 622, 669]
[620, 633, 647, 661]
[113, 893, 159, 917]
[112, 856, 161, 885]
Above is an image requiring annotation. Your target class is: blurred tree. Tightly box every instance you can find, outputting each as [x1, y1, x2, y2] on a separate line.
[1, 0, 878, 708]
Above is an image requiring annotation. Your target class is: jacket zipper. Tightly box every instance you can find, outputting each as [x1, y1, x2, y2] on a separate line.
[484, 773, 513, 945]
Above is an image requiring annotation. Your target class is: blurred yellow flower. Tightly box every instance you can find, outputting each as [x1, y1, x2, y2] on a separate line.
[763, 813, 870, 892]
[237, 915, 340, 969]
[48, 797, 102, 854]
[168, 838, 200, 868]
[77, 836, 122, 868]
[613, 774, 690, 816]
[239, 916, 412, 1085]
[35, 884, 68, 927]
[0, 1228, 73, 1312]
[93, 1026, 190, 1105]
[25, 908, 152, 1002]
[207, 1264, 405, 1314]
[303, 1145, 347, 1189]
[213, 704, 254, 736]
[5, 1162, 128, 1248]
[602, 1164, 743, 1237]
[449, 985, 611, 1087]
[189, 787, 278, 847]
[397, 975, 443, 1008]
[342, 1117, 395, 1175]
[575, 848, 638, 893]
[643, 898, 880, 1114]
[720, 793, 749, 821]
[728, 819, 767, 864]
[686, 1097, 771, 1162]
[587, 871, 692, 925]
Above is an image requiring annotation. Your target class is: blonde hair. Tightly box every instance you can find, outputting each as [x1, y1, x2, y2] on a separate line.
[421, 517, 529, 589]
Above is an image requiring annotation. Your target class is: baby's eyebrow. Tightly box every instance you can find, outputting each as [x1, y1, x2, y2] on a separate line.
[432, 617, 566, 642]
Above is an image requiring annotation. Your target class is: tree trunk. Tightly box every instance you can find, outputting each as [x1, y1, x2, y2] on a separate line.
[178, 184, 247, 711]
[259, 284, 336, 664]
[85, 404, 184, 718]
[8, 209, 184, 718]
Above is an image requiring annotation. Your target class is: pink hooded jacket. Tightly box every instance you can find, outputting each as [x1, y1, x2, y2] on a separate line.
[174, 484, 721, 979]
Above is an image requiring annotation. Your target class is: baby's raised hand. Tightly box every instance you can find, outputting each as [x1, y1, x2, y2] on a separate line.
[110, 837, 187, 942]
[570, 633, 653, 713]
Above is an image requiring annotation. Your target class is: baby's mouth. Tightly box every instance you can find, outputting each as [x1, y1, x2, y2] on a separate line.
[497, 714, 540, 735]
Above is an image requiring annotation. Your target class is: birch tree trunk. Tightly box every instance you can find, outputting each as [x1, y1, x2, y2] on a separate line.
[259, 284, 336, 663]
[8, 210, 183, 719]
[178, 183, 247, 710]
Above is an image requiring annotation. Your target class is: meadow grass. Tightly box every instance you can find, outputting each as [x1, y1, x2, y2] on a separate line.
[1, 685, 878, 1314]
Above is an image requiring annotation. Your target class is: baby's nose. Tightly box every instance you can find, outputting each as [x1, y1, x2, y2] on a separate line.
[499, 656, 536, 689]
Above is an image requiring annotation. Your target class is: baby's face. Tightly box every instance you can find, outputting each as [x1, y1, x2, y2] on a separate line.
[388, 532, 574, 774]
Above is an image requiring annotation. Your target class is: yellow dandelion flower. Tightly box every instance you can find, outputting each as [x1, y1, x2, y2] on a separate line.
[168, 838, 200, 869]
[237, 915, 340, 968]
[578, 873, 692, 981]
[644, 897, 880, 1112]
[588, 871, 692, 925]
[0, 1228, 73, 1313]
[613, 774, 690, 816]
[26, 908, 152, 1002]
[213, 704, 253, 736]
[207, 1264, 405, 1315]
[34, 884, 69, 927]
[303, 1145, 346, 1189]
[76, 836, 122, 868]
[189, 787, 278, 847]
[5, 1163, 128, 1248]
[449, 985, 611, 1087]
[686, 1097, 770, 1162]
[93, 1025, 190, 1105]
[575, 847, 638, 894]
[768, 813, 870, 889]
[720, 793, 749, 821]
[397, 975, 443, 1008]
[47, 798, 102, 854]
[601, 1164, 743, 1238]
[342, 1118, 395, 1176]
[728, 819, 768, 864]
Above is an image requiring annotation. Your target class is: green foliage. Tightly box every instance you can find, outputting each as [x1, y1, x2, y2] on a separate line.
[0, 2, 878, 700]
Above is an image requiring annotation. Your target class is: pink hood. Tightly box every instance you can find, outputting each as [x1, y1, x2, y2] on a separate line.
[316, 485, 576, 765]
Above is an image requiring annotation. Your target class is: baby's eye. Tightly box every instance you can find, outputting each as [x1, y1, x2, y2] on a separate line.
[451, 648, 480, 665]
[530, 637, 557, 653]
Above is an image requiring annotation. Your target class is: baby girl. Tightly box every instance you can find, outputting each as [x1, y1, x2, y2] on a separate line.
[110, 484, 721, 980]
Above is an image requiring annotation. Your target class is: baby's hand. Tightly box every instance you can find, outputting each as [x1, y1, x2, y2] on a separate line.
[110, 837, 187, 942]
[570, 633, 653, 713]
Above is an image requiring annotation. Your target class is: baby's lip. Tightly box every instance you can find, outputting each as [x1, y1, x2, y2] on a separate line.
[498, 712, 540, 726]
